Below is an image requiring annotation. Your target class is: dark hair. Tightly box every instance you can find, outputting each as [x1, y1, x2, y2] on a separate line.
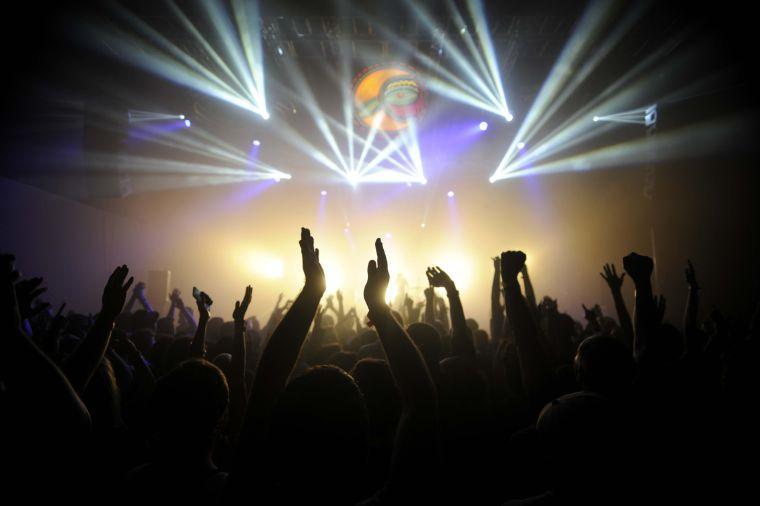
[149, 359, 229, 450]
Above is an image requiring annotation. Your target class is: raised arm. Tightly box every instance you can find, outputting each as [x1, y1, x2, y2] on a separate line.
[236, 228, 325, 460]
[423, 285, 436, 325]
[622, 253, 657, 361]
[166, 288, 179, 320]
[229, 285, 252, 436]
[501, 251, 552, 407]
[189, 289, 212, 358]
[521, 264, 538, 313]
[600, 263, 633, 348]
[490, 256, 505, 341]
[1, 255, 91, 433]
[365, 239, 439, 485]
[426, 266, 475, 360]
[62, 265, 133, 393]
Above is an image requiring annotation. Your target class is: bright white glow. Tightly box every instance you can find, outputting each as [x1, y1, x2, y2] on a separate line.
[179, 114, 186, 120]
[184, 119, 192, 127]
[252, 139, 261, 146]
[437, 252, 474, 292]
[460, 26, 467, 34]
[447, 190, 455, 198]
[593, 116, 600, 122]
[385, 232, 392, 239]
[479, 121, 488, 131]
[320, 190, 327, 196]
[517, 142, 525, 149]
[277, 46, 284, 56]
[421, 223, 426, 228]
[506, 114, 514, 122]
[261, 111, 270, 120]
[245, 252, 284, 279]
[321, 259, 343, 292]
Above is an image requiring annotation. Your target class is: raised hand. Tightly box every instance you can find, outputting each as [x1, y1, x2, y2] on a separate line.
[426, 266, 455, 291]
[15, 277, 50, 320]
[336, 289, 343, 304]
[193, 288, 213, 321]
[133, 281, 146, 295]
[500, 251, 527, 282]
[364, 238, 390, 314]
[299, 227, 326, 294]
[623, 252, 654, 285]
[423, 286, 435, 300]
[100, 265, 134, 321]
[582, 303, 597, 322]
[233, 285, 253, 322]
[685, 260, 699, 290]
[492, 256, 501, 274]
[600, 263, 626, 291]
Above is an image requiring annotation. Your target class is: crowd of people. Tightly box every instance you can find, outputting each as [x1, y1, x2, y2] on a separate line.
[2, 227, 757, 505]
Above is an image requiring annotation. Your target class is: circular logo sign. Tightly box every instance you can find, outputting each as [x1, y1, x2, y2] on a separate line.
[352, 63, 427, 132]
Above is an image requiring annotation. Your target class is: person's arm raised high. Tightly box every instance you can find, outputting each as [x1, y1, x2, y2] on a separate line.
[622, 253, 657, 361]
[1, 254, 90, 433]
[601, 263, 633, 348]
[490, 256, 506, 341]
[229, 285, 252, 436]
[233, 228, 325, 469]
[365, 239, 439, 493]
[501, 251, 552, 408]
[426, 266, 475, 360]
[189, 289, 212, 358]
[62, 265, 133, 393]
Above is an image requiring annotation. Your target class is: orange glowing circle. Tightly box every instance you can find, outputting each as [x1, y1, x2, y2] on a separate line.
[353, 63, 426, 132]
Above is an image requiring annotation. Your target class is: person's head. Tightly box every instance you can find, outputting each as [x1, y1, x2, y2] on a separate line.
[649, 323, 684, 365]
[406, 322, 442, 373]
[163, 337, 192, 374]
[211, 353, 232, 380]
[269, 366, 368, 499]
[351, 359, 401, 442]
[327, 350, 358, 373]
[536, 391, 627, 497]
[473, 329, 489, 351]
[132, 309, 159, 332]
[149, 359, 229, 459]
[575, 335, 634, 398]
[465, 318, 479, 331]
[156, 316, 174, 336]
[348, 329, 378, 352]
[131, 328, 156, 355]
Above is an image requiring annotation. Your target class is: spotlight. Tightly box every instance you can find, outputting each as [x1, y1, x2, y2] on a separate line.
[447, 190, 455, 198]
[252, 139, 261, 146]
[459, 27, 467, 35]
[517, 142, 525, 149]
[385, 232, 392, 239]
[276, 46, 284, 56]
[320, 190, 327, 196]
[184, 119, 192, 127]
[593, 116, 599, 122]
[479, 121, 488, 131]
[262, 111, 270, 120]
[274, 177, 281, 182]
[506, 114, 514, 122]
[421, 223, 426, 228]
[179, 114, 186, 120]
